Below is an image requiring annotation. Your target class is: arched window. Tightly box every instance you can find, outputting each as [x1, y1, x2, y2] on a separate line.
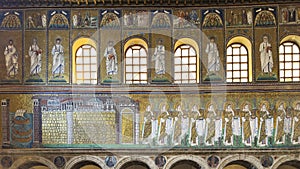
[75, 45, 97, 84]
[174, 45, 197, 83]
[125, 45, 148, 84]
[279, 41, 300, 82]
[226, 43, 249, 83]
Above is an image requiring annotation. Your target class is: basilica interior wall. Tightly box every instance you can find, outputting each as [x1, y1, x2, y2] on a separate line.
[1, 2, 300, 168]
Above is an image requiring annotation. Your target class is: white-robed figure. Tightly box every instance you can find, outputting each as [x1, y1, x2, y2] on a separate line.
[152, 39, 165, 75]
[190, 105, 200, 146]
[275, 103, 286, 144]
[51, 37, 64, 78]
[259, 35, 273, 73]
[284, 108, 292, 144]
[224, 104, 240, 146]
[142, 105, 155, 144]
[28, 38, 42, 76]
[232, 107, 241, 145]
[4, 39, 18, 77]
[158, 104, 170, 145]
[196, 114, 206, 145]
[104, 41, 118, 75]
[181, 112, 190, 146]
[258, 103, 274, 146]
[194, 105, 206, 146]
[205, 37, 220, 73]
[165, 113, 174, 145]
[241, 104, 257, 146]
[205, 104, 222, 146]
[151, 116, 159, 144]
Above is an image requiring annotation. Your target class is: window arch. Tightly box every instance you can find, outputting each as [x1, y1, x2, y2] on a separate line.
[174, 38, 199, 84]
[226, 43, 249, 82]
[72, 38, 97, 84]
[174, 45, 198, 83]
[124, 38, 148, 84]
[279, 41, 300, 82]
[226, 36, 252, 83]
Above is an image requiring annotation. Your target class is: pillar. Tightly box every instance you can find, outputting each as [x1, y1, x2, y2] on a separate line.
[33, 98, 42, 147]
[1, 99, 10, 148]
[66, 105, 73, 144]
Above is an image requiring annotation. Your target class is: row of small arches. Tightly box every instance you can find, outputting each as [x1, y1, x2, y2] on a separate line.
[8, 154, 300, 169]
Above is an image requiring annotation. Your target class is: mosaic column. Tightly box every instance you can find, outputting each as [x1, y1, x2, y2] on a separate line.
[66, 105, 73, 144]
[33, 98, 42, 147]
[1, 99, 10, 148]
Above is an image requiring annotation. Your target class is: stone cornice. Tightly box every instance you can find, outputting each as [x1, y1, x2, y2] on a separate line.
[0, 84, 299, 94]
[0, 0, 298, 8]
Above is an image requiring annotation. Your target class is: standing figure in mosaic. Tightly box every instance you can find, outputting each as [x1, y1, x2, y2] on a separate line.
[242, 10, 248, 25]
[172, 105, 183, 145]
[27, 16, 36, 28]
[165, 111, 174, 145]
[196, 108, 206, 146]
[152, 39, 166, 75]
[142, 105, 154, 144]
[158, 104, 170, 145]
[258, 103, 273, 146]
[205, 37, 220, 74]
[284, 107, 293, 144]
[28, 38, 42, 76]
[205, 104, 217, 146]
[190, 105, 200, 146]
[42, 14, 47, 28]
[4, 39, 18, 77]
[180, 112, 190, 146]
[275, 103, 286, 144]
[232, 107, 241, 146]
[51, 37, 64, 78]
[241, 103, 256, 146]
[104, 41, 118, 76]
[35, 13, 43, 28]
[259, 35, 273, 73]
[292, 103, 300, 144]
[224, 104, 234, 146]
[4, 40, 19, 77]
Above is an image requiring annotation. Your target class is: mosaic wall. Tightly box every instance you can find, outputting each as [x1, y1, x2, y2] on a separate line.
[72, 111, 116, 144]
[1, 92, 300, 149]
[0, 5, 299, 84]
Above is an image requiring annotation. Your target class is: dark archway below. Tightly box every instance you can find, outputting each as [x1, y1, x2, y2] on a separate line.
[18, 162, 49, 169]
[71, 161, 102, 169]
[225, 160, 257, 169]
[170, 160, 202, 169]
[277, 160, 300, 169]
[120, 161, 150, 169]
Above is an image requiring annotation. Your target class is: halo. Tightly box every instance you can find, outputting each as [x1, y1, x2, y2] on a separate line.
[262, 34, 271, 41]
[205, 101, 216, 111]
[240, 101, 252, 110]
[292, 101, 300, 109]
[173, 102, 183, 111]
[189, 103, 199, 111]
[223, 101, 235, 110]
[259, 101, 270, 110]
[159, 102, 169, 111]
[275, 101, 286, 109]
[156, 38, 163, 43]
[55, 36, 62, 42]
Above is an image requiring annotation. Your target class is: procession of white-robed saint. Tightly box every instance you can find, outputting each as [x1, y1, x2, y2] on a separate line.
[141, 102, 300, 147]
